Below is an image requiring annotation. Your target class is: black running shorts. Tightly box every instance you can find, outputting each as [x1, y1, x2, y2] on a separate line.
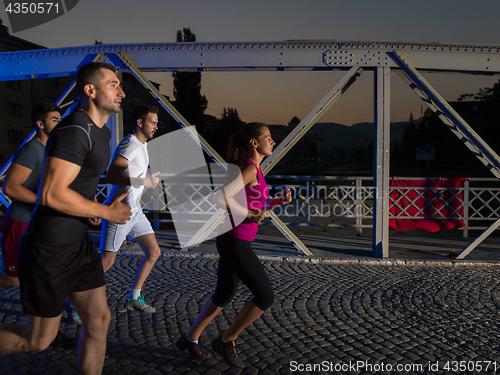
[18, 232, 106, 317]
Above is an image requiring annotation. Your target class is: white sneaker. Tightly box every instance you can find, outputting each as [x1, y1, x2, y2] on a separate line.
[124, 296, 156, 313]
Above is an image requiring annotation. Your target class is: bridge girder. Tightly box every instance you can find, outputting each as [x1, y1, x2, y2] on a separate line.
[1, 40, 499, 259]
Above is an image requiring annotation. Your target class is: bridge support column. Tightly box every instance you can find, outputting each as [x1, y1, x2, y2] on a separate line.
[373, 67, 391, 258]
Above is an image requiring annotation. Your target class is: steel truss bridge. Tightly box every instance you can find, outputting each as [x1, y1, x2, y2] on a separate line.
[1, 40, 500, 259]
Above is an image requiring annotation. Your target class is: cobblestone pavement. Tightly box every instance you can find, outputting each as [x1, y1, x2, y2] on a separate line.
[1, 251, 500, 375]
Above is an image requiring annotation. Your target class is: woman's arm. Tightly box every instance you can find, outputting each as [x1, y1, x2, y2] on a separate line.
[215, 164, 266, 223]
[263, 188, 292, 210]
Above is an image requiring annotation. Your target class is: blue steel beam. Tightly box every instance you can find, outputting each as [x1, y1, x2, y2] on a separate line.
[1, 41, 500, 82]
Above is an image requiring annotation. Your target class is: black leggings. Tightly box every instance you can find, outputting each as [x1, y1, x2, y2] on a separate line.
[211, 233, 274, 311]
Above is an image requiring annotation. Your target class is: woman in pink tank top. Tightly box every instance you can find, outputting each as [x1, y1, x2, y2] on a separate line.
[176, 123, 291, 367]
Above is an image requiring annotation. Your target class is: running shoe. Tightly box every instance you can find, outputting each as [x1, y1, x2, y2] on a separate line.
[64, 301, 82, 325]
[211, 334, 244, 368]
[50, 330, 74, 348]
[175, 334, 212, 360]
[124, 295, 156, 313]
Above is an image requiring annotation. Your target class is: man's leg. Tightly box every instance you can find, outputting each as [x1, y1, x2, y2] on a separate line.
[0, 217, 26, 289]
[131, 233, 161, 290]
[70, 286, 110, 375]
[122, 233, 160, 313]
[0, 275, 20, 288]
[0, 315, 60, 354]
[100, 250, 118, 273]
[99, 217, 127, 273]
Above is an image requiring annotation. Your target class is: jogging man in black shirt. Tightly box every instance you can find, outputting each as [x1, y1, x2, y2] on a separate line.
[0, 62, 131, 375]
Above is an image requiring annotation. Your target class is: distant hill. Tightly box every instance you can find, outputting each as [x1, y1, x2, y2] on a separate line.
[310, 121, 411, 149]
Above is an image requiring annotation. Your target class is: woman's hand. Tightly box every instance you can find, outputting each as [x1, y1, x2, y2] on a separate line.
[247, 209, 267, 223]
[280, 189, 292, 205]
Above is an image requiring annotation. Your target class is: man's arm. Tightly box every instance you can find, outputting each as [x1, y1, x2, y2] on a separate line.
[2, 163, 37, 204]
[105, 154, 159, 188]
[88, 195, 102, 226]
[40, 156, 131, 224]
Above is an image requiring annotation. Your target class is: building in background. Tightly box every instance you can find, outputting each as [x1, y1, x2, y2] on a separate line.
[0, 19, 48, 167]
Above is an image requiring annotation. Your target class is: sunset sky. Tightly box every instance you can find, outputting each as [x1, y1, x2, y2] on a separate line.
[1, 0, 499, 125]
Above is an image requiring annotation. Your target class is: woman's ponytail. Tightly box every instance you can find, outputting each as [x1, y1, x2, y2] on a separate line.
[226, 123, 267, 167]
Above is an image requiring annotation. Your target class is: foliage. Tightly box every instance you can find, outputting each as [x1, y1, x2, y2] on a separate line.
[398, 79, 500, 171]
[172, 28, 208, 131]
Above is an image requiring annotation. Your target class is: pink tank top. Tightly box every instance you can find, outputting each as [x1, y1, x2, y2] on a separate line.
[224, 159, 269, 241]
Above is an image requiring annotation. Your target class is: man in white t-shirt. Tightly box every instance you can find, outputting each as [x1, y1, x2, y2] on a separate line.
[100, 105, 161, 313]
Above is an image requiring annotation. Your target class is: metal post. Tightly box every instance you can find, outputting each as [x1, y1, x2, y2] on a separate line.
[355, 177, 363, 236]
[463, 179, 470, 238]
[373, 67, 391, 258]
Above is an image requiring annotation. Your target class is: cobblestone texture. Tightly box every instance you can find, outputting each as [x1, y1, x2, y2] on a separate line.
[1, 253, 500, 374]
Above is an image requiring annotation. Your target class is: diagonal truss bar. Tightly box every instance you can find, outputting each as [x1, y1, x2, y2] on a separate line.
[258, 68, 363, 256]
[389, 51, 500, 179]
[0, 54, 101, 208]
[2, 75, 75, 158]
[389, 50, 500, 258]
[112, 51, 228, 170]
[267, 210, 313, 256]
[112, 52, 319, 256]
[455, 217, 500, 259]
[261, 67, 364, 174]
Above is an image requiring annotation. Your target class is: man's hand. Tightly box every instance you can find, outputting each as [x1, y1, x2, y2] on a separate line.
[88, 217, 102, 226]
[143, 172, 160, 189]
[106, 192, 132, 224]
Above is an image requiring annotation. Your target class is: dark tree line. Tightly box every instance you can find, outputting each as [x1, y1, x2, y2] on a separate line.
[397, 79, 500, 167]
[171, 29, 244, 161]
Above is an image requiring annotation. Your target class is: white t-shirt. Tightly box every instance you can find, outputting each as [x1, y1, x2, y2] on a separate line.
[106, 134, 149, 208]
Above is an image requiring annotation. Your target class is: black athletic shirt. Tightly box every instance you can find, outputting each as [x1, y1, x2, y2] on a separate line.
[26, 108, 111, 245]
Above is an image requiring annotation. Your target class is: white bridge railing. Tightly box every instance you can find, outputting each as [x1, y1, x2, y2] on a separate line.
[92, 176, 500, 238]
